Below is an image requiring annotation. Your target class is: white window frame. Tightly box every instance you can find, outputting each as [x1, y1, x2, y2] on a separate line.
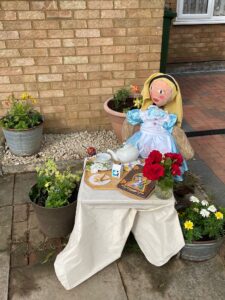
[174, 0, 225, 25]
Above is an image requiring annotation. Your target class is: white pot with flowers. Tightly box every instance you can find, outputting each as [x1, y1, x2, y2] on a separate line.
[179, 195, 225, 261]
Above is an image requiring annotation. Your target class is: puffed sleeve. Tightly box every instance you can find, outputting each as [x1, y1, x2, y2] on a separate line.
[126, 109, 143, 125]
[163, 113, 177, 133]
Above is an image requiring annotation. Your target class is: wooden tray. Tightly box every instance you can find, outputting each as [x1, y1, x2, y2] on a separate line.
[84, 170, 120, 190]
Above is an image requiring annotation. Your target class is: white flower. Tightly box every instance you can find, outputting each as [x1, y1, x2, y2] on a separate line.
[190, 195, 200, 203]
[208, 205, 217, 213]
[201, 200, 209, 206]
[200, 209, 210, 218]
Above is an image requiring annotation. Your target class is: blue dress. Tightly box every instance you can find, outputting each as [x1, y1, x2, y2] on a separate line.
[126, 105, 188, 180]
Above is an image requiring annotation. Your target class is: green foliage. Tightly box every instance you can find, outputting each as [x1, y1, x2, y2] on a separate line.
[113, 88, 130, 110]
[0, 93, 42, 130]
[35, 159, 82, 208]
[179, 196, 225, 242]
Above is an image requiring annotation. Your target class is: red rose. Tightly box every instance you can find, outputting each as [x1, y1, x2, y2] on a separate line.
[143, 163, 165, 180]
[147, 150, 162, 164]
[171, 163, 181, 176]
[164, 152, 174, 160]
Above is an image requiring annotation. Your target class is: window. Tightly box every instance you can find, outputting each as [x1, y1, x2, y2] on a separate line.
[174, 0, 225, 24]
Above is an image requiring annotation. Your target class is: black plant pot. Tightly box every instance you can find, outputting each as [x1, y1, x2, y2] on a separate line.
[29, 185, 78, 238]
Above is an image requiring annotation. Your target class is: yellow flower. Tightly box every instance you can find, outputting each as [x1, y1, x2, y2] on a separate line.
[215, 211, 223, 220]
[184, 220, 194, 230]
[45, 182, 50, 188]
[133, 98, 143, 109]
[21, 92, 29, 100]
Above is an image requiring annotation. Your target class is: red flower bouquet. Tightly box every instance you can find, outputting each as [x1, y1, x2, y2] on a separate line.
[143, 150, 183, 199]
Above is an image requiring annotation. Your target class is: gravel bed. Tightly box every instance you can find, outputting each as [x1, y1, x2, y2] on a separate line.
[1, 130, 120, 168]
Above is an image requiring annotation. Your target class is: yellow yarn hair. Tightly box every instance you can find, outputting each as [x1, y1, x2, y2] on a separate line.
[141, 72, 183, 127]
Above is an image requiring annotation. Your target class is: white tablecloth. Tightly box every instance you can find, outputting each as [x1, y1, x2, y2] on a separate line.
[54, 175, 185, 290]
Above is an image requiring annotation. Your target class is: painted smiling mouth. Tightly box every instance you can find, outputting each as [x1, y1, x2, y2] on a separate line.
[153, 98, 159, 103]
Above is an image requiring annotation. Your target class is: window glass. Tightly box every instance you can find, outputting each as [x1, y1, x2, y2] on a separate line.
[183, 0, 208, 14]
[213, 0, 225, 16]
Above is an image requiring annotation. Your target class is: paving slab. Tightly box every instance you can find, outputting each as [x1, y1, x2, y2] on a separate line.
[0, 251, 10, 300]
[0, 175, 14, 206]
[118, 250, 225, 300]
[14, 173, 36, 205]
[9, 262, 127, 300]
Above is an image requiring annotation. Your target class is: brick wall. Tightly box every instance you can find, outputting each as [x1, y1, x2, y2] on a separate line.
[166, 0, 225, 63]
[0, 0, 164, 132]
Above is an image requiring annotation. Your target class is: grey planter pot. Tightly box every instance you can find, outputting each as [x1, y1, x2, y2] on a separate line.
[29, 197, 77, 238]
[180, 238, 224, 261]
[2, 122, 43, 156]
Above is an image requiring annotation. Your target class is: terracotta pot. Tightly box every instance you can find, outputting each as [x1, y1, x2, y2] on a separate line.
[103, 97, 140, 143]
[180, 238, 224, 261]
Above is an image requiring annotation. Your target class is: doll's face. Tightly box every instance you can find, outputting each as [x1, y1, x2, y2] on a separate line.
[149, 79, 173, 107]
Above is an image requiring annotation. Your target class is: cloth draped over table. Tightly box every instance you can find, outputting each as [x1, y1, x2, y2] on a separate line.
[54, 178, 185, 290]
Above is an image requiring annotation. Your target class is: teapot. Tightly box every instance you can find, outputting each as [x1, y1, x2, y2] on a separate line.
[107, 144, 139, 164]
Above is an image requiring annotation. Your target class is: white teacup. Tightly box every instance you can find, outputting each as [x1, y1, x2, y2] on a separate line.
[95, 152, 111, 163]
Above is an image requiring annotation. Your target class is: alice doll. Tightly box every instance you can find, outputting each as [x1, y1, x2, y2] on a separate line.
[126, 73, 188, 176]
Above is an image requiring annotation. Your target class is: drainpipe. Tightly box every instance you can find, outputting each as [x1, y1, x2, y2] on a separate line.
[160, 7, 177, 73]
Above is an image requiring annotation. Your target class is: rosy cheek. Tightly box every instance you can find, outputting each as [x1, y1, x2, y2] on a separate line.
[159, 95, 165, 100]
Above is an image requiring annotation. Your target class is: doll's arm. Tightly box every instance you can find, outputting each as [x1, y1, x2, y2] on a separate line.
[126, 109, 143, 125]
[163, 113, 177, 133]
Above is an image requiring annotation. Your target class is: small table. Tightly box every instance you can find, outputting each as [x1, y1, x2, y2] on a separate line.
[54, 173, 184, 290]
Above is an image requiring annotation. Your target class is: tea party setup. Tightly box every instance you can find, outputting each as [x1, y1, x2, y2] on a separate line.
[54, 73, 194, 290]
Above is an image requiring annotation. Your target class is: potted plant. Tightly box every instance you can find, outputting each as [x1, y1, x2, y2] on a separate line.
[179, 195, 225, 261]
[0, 92, 43, 156]
[103, 85, 142, 142]
[142, 150, 184, 200]
[29, 159, 82, 238]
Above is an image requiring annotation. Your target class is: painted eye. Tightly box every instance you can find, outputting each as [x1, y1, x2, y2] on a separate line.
[159, 89, 164, 94]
